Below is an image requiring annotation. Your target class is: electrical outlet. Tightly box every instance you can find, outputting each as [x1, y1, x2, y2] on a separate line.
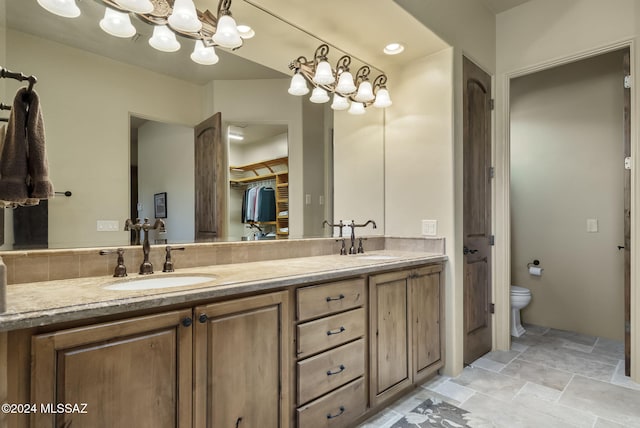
[421, 220, 437, 236]
[97, 220, 119, 232]
[586, 218, 598, 233]
[305, 194, 312, 205]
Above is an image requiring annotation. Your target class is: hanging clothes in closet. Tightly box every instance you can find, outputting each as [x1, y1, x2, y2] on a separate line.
[241, 184, 276, 223]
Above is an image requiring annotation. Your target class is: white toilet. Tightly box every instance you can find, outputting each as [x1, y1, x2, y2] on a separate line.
[510, 286, 532, 337]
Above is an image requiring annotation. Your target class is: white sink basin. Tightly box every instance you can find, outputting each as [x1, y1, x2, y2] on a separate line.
[353, 255, 400, 260]
[104, 275, 216, 291]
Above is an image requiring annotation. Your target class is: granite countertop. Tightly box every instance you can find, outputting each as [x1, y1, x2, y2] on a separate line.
[0, 250, 446, 332]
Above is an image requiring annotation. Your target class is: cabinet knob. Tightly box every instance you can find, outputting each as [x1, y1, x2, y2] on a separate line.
[198, 313, 208, 324]
[326, 406, 345, 419]
[182, 317, 193, 327]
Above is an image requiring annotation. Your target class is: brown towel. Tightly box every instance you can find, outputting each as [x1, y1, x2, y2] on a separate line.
[0, 88, 54, 204]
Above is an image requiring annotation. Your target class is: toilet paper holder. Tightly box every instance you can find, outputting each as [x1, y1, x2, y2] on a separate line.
[527, 259, 540, 268]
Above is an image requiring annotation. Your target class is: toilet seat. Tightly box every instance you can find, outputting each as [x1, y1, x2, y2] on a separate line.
[511, 286, 531, 295]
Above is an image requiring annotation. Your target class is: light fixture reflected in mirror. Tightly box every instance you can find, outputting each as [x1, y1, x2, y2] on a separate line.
[289, 44, 392, 114]
[37, 0, 252, 66]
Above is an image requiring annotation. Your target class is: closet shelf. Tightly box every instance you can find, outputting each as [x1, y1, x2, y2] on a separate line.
[229, 156, 288, 185]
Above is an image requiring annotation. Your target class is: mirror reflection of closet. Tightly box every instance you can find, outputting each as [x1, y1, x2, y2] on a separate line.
[227, 123, 288, 240]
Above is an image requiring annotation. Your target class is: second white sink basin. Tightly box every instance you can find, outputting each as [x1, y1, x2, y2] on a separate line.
[104, 275, 216, 291]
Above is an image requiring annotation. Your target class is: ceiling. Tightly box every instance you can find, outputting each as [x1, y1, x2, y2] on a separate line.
[479, 0, 532, 14]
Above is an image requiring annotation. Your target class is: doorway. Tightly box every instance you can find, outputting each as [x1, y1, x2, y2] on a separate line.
[508, 49, 629, 367]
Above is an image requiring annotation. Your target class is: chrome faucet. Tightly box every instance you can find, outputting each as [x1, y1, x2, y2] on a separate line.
[138, 218, 166, 275]
[349, 220, 377, 254]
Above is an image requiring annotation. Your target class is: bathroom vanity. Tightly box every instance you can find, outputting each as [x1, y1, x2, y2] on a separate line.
[0, 239, 445, 428]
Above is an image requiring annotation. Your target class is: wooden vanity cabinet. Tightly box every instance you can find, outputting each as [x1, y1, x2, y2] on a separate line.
[194, 291, 290, 428]
[295, 278, 367, 428]
[369, 264, 444, 407]
[31, 309, 194, 428]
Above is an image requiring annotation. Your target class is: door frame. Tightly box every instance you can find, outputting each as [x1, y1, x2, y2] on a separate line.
[495, 39, 637, 379]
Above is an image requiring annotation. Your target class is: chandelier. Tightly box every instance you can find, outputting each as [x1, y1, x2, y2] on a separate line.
[288, 44, 392, 115]
[36, 0, 254, 65]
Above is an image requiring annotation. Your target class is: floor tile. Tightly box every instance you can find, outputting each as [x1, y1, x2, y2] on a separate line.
[611, 360, 640, 391]
[500, 358, 574, 391]
[518, 344, 616, 382]
[513, 382, 596, 427]
[450, 366, 527, 402]
[545, 328, 598, 347]
[469, 355, 506, 372]
[559, 375, 640, 427]
[425, 378, 475, 404]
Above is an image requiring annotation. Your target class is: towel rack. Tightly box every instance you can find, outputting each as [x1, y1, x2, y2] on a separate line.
[0, 102, 9, 122]
[0, 66, 37, 93]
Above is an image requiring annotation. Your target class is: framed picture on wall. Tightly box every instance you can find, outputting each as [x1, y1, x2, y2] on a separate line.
[154, 192, 167, 219]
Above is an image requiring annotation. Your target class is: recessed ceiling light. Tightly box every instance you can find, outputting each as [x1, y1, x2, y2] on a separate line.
[384, 43, 405, 55]
[237, 25, 255, 39]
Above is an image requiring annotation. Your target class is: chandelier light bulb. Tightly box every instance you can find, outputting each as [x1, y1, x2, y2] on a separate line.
[37, 0, 81, 18]
[213, 14, 243, 49]
[149, 25, 181, 52]
[309, 87, 330, 104]
[99, 7, 136, 38]
[373, 88, 392, 108]
[191, 40, 219, 65]
[335, 71, 357, 95]
[330, 94, 350, 111]
[168, 0, 202, 33]
[288, 73, 309, 96]
[354, 80, 375, 103]
[313, 60, 335, 85]
[348, 101, 366, 115]
[115, 0, 154, 14]
[237, 25, 255, 39]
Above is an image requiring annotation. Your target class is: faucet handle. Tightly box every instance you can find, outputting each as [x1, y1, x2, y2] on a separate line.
[163, 246, 185, 272]
[99, 248, 128, 277]
[357, 237, 368, 254]
[336, 239, 347, 255]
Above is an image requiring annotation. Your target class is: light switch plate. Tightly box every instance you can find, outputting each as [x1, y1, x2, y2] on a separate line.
[586, 218, 598, 233]
[97, 220, 119, 232]
[422, 220, 437, 236]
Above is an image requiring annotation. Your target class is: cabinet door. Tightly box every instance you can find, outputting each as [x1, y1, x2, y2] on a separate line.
[369, 270, 411, 406]
[32, 309, 193, 428]
[194, 291, 290, 428]
[412, 265, 444, 383]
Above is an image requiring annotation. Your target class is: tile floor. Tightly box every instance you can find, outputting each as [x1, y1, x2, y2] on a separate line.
[358, 324, 640, 428]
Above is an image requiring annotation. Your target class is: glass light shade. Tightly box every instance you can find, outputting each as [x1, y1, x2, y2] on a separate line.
[37, 0, 80, 17]
[309, 87, 330, 104]
[149, 25, 181, 52]
[335, 71, 356, 94]
[168, 0, 202, 33]
[115, 0, 153, 13]
[99, 8, 136, 38]
[237, 25, 255, 39]
[348, 101, 366, 115]
[373, 88, 392, 108]
[330, 94, 350, 111]
[212, 14, 242, 49]
[312, 60, 335, 85]
[191, 41, 219, 65]
[288, 73, 309, 96]
[354, 80, 375, 102]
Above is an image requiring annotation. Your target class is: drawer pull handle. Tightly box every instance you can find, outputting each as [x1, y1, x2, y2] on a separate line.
[326, 294, 345, 302]
[327, 326, 346, 336]
[327, 406, 345, 419]
[327, 364, 346, 376]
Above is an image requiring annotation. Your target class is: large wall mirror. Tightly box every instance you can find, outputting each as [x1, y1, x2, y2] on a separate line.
[0, 0, 385, 250]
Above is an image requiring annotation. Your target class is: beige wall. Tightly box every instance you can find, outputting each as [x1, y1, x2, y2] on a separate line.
[5, 29, 203, 249]
[496, 0, 640, 379]
[510, 51, 625, 340]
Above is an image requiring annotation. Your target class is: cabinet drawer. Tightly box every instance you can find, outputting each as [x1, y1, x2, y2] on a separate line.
[298, 339, 365, 404]
[297, 308, 365, 358]
[297, 278, 365, 321]
[297, 377, 366, 428]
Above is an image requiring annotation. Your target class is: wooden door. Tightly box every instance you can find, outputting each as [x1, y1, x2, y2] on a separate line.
[369, 270, 411, 406]
[194, 292, 290, 428]
[412, 265, 443, 383]
[195, 112, 226, 241]
[463, 56, 493, 365]
[622, 48, 631, 375]
[32, 310, 193, 428]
